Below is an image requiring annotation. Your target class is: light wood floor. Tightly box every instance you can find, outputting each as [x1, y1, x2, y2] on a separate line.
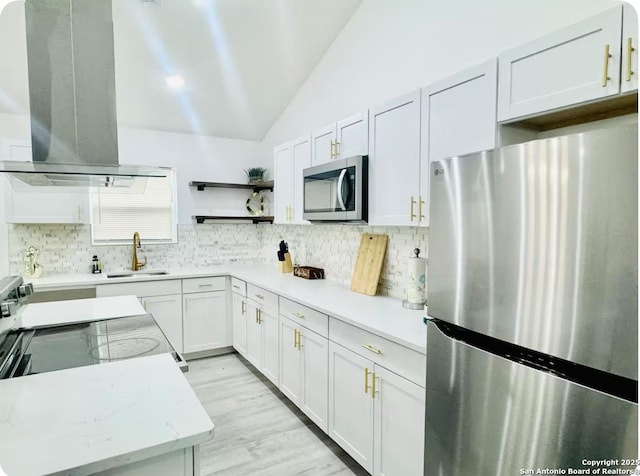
[185, 353, 369, 476]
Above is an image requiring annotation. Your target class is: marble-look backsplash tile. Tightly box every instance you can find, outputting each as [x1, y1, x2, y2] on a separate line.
[8, 223, 428, 300]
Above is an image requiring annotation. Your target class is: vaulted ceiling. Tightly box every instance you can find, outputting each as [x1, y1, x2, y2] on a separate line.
[0, 0, 362, 140]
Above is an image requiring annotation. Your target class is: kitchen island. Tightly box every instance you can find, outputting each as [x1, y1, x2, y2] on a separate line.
[0, 354, 213, 476]
[0, 295, 214, 476]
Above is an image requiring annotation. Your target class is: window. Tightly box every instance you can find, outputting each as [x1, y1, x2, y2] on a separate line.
[91, 170, 177, 244]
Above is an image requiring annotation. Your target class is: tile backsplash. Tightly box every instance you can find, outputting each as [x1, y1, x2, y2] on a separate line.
[8, 223, 428, 300]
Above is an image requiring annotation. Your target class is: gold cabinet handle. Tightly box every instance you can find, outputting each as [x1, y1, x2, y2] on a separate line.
[371, 372, 379, 399]
[364, 367, 372, 394]
[330, 139, 336, 158]
[410, 196, 417, 221]
[334, 140, 340, 158]
[292, 312, 304, 319]
[255, 307, 259, 323]
[255, 294, 264, 300]
[232, 284, 240, 290]
[241, 300, 246, 314]
[258, 308, 262, 324]
[297, 330, 302, 350]
[602, 43, 612, 87]
[626, 37, 635, 82]
[361, 344, 382, 355]
[293, 329, 298, 348]
[77, 206, 82, 221]
[419, 197, 425, 221]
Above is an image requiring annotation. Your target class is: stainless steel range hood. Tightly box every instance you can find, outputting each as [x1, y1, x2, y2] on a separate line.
[0, 0, 167, 186]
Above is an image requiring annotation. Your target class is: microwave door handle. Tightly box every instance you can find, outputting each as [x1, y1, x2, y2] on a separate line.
[337, 168, 347, 211]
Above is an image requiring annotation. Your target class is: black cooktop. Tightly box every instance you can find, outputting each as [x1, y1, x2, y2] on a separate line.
[0, 314, 184, 379]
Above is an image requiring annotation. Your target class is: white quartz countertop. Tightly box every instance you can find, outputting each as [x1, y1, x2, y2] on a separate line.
[19, 295, 146, 328]
[28, 264, 427, 353]
[0, 354, 214, 476]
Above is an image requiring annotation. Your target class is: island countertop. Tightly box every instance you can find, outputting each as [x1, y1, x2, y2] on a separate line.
[0, 353, 214, 476]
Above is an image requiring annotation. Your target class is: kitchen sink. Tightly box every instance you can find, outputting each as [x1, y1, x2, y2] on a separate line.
[106, 270, 169, 278]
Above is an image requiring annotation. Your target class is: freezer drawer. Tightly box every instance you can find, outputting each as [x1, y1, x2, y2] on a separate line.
[425, 320, 638, 476]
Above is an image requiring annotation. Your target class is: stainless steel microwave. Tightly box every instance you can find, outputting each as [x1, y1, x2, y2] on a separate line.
[302, 155, 368, 222]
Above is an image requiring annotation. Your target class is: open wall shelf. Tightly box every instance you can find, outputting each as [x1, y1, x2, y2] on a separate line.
[189, 180, 274, 192]
[194, 215, 274, 224]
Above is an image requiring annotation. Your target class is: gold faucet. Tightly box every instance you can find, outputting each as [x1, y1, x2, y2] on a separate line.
[132, 231, 147, 271]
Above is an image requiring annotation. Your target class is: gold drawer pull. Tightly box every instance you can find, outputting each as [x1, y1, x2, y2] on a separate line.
[627, 37, 635, 82]
[292, 312, 304, 319]
[293, 329, 298, 348]
[410, 196, 417, 221]
[232, 284, 241, 290]
[602, 43, 612, 87]
[241, 300, 246, 314]
[371, 372, 379, 399]
[255, 294, 264, 299]
[361, 344, 382, 355]
[364, 367, 372, 394]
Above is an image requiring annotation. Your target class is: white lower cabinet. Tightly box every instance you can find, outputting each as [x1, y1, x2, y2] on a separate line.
[96, 280, 183, 353]
[141, 295, 183, 354]
[246, 298, 279, 385]
[93, 446, 198, 476]
[182, 290, 228, 354]
[279, 315, 329, 432]
[328, 341, 425, 476]
[231, 291, 247, 357]
[373, 366, 425, 476]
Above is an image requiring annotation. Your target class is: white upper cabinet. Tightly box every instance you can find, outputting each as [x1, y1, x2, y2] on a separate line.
[498, 5, 624, 122]
[273, 142, 292, 224]
[273, 136, 310, 225]
[336, 112, 369, 159]
[311, 123, 337, 166]
[621, 3, 638, 94]
[2, 139, 90, 224]
[424, 59, 498, 163]
[291, 135, 311, 224]
[422, 60, 498, 225]
[311, 112, 369, 166]
[368, 90, 422, 226]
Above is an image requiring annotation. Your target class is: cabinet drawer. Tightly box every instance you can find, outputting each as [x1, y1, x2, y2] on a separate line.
[247, 284, 278, 311]
[279, 297, 328, 338]
[330, 318, 425, 387]
[183, 276, 226, 294]
[96, 279, 182, 298]
[230, 278, 246, 296]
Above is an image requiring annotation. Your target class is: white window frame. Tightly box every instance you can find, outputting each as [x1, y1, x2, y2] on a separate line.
[90, 169, 178, 246]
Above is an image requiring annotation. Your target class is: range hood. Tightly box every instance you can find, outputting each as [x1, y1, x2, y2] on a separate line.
[0, 0, 168, 186]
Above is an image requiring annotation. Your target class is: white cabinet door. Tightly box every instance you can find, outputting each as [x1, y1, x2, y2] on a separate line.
[422, 60, 498, 226]
[3, 139, 90, 224]
[373, 365, 425, 476]
[300, 327, 329, 433]
[141, 294, 183, 354]
[279, 316, 302, 405]
[328, 342, 374, 473]
[311, 123, 337, 166]
[621, 3, 638, 94]
[231, 292, 247, 357]
[336, 112, 368, 159]
[182, 291, 228, 354]
[274, 143, 292, 224]
[368, 90, 422, 226]
[245, 300, 262, 369]
[261, 305, 279, 386]
[498, 5, 623, 121]
[291, 135, 311, 224]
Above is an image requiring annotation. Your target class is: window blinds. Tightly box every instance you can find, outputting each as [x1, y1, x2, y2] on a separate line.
[91, 171, 176, 243]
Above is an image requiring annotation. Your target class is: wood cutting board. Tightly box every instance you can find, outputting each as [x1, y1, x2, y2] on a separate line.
[351, 234, 388, 296]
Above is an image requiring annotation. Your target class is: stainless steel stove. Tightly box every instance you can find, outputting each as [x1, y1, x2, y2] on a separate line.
[0, 276, 186, 379]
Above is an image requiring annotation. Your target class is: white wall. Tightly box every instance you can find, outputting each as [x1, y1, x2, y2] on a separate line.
[262, 0, 623, 150]
[117, 127, 268, 224]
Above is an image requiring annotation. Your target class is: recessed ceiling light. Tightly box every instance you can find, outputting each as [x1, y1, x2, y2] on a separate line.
[165, 75, 185, 90]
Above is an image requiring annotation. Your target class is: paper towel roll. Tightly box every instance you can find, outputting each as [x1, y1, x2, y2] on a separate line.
[406, 256, 426, 304]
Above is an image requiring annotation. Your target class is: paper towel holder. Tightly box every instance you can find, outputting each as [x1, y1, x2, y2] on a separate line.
[402, 248, 427, 310]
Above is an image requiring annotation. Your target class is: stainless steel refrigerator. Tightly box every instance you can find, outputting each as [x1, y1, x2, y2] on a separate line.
[425, 125, 638, 475]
